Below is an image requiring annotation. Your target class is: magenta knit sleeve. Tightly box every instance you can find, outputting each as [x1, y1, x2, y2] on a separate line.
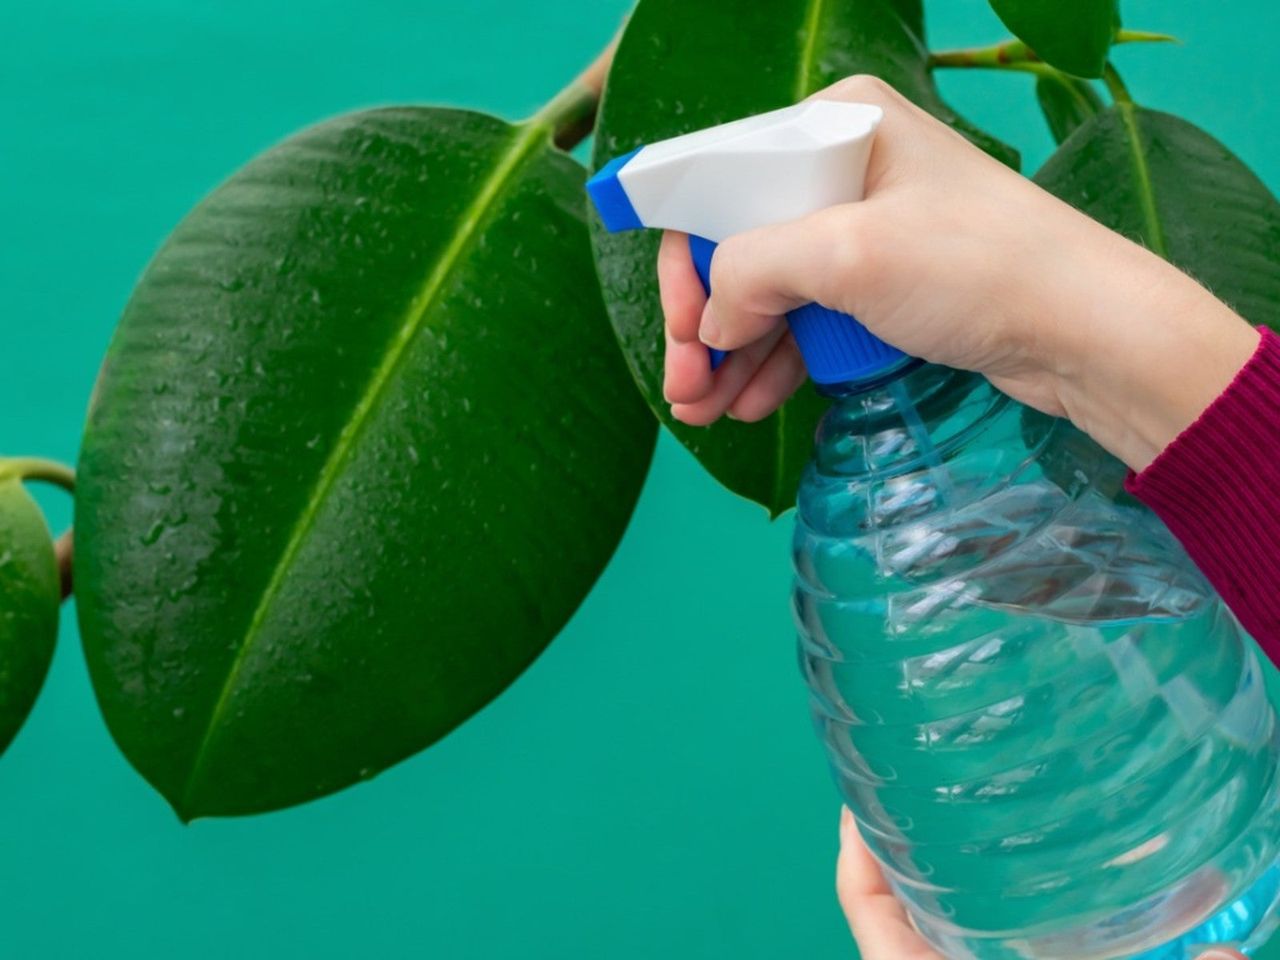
[1125, 326, 1280, 664]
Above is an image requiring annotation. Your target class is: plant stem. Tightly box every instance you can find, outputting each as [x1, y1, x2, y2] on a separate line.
[930, 28, 1176, 72]
[930, 37, 1040, 70]
[55, 529, 73, 600]
[1103, 63, 1134, 104]
[0, 457, 76, 493]
[532, 34, 620, 151]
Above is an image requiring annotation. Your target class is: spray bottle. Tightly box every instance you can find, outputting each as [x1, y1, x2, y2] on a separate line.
[588, 103, 1280, 959]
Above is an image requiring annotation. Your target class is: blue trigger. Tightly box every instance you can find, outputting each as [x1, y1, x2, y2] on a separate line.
[687, 234, 908, 386]
[687, 235, 727, 370]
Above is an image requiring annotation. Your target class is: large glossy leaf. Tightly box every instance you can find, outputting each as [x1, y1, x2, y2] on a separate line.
[591, 0, 1017, 516]
[887, 0, 924, 40]
[1035, 73, 1104, 145]
[1035, 106, 1280, 329]
[990, 0, 1116, 78]
[0, 475, 58, 756]
[76, 107, 656, 819]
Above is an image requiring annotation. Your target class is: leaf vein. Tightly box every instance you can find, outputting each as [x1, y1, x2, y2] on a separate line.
[794, 0, 827, 102]
[1117, 104, 1169, 258]
[772, 402, 789, 516]
[777, 0, 827, 512]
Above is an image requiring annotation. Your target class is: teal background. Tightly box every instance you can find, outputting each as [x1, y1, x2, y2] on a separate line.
[4, 1, 1279, 956]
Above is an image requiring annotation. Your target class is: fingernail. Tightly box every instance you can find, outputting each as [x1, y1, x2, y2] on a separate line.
[1196, 951, 1246, 960]
[839, 805, 855, 846]
[725, 411, 740, 421]
[698, 306, 721, 348]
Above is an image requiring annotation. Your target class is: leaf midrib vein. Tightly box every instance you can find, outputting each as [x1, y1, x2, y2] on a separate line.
[795, 0, 826, 103]
[1063, 83, 1093, 119]
[774, 0, 826, 514]
[1117, 103, 1168, 258]
[178, 120, 549, 811]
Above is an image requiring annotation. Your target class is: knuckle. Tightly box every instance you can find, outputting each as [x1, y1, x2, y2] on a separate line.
[824, 73, 897, 105]
[821, 208, 877, 290]
[708, 237, 745, 301]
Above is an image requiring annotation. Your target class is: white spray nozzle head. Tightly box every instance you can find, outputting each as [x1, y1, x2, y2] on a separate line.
[590, 100, 882, 241]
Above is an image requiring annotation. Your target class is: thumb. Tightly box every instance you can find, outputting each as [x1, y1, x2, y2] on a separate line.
[836, 807, 942, 960]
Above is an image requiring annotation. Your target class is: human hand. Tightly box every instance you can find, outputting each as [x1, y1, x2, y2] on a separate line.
[836, 807, 1248, 960]
[659, 75, 1258, 472]
[836, 806, 944, 960]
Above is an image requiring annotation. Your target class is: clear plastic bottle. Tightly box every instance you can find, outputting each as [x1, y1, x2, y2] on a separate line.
[793, 362, 1280, 959]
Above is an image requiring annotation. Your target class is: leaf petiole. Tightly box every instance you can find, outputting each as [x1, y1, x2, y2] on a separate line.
[530, 34, 619, 151]
[54, 530, 73, 601]
[0, 460, 76, 599]
[1102, 63, 1134, 105]
[0, 457, 76, 494]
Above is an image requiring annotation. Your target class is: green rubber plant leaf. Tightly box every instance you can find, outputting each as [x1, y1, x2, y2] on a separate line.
[887, 0, 924, 40]
[989, 0, 1117, 78]
[591, 0, 1017, 516]
[1035, 73, 1105, 145]
[1035, 106, 1280, 329]
[76, 107, 656, 820]
[0, 471, 59, 756]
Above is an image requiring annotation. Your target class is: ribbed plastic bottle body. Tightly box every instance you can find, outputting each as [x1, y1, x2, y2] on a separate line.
[793, 364, 1280, 959]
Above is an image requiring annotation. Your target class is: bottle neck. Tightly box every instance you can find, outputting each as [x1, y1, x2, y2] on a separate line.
[811, 362, 998, 479]
[813, 356, 926, 399]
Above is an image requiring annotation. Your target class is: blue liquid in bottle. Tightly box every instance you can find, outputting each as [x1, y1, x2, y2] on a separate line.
[793, 363, 1280, 958]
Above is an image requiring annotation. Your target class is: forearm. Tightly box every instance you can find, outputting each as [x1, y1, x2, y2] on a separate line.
[1023, 222, 1280, 653]
[1043, 223, 1259, 472]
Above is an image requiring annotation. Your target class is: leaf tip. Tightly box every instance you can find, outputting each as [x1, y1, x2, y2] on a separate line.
[767, 502, 794, 522]
[1116, 28, 1181, 46]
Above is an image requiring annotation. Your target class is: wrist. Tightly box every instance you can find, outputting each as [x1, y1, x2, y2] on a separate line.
[1046, 239, 1259, 471]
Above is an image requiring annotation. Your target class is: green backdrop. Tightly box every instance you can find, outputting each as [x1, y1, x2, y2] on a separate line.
[4, 1, 1278, 956]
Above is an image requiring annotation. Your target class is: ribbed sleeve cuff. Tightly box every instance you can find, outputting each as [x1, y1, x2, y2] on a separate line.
[1125, 326, 1280, 660]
